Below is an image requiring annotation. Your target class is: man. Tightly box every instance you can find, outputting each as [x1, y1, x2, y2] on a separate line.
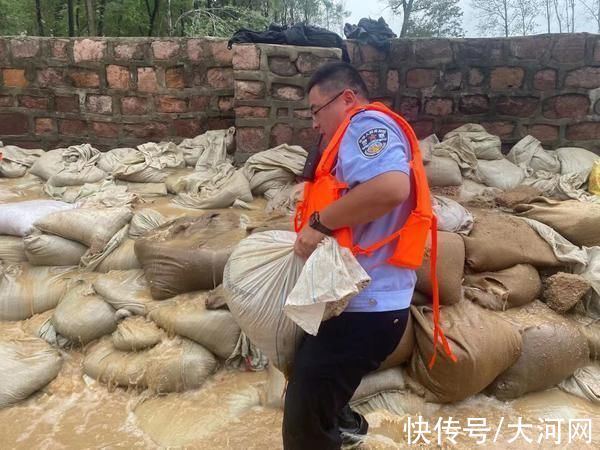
[283, 61, 445, 450]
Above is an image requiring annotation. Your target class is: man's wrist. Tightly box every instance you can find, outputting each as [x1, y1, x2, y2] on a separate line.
[309, 212, 334, 236]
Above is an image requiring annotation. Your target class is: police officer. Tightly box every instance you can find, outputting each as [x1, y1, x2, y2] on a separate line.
[283, 61, 423, 449]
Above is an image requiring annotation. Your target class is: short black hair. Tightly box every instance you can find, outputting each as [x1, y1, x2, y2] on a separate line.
[307, 61, 369, 99]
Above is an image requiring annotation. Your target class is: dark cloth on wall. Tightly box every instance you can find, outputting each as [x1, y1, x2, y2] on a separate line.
[344, 17, 397, 52]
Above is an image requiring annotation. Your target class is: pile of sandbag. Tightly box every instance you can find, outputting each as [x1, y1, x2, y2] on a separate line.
[0, 145, 44, 178]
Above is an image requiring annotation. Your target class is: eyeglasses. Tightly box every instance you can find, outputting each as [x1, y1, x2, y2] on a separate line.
[310, 89, 356, 118]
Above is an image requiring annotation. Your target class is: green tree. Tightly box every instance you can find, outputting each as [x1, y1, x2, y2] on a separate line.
[388, 0, 464, 37]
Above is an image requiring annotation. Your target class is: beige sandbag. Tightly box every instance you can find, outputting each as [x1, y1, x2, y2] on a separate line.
[135, 213, 247, 300]
[432, 195, 473, 235]
[93, 270, 156, 316]
[24, 230, 87, 266]
[418, 134, 439, 164]
[543, 272, 592, 313]
[558, 364, 600, 404]
[415, 231, 465, 306]
[178, 128, 236, 166]
[487, 301, 589, 400]
[556, 147, 599, 179]
[112, 317, 163, 351]
[477, 158, 526, 191]
[29, 149, 66, 180]
[515, 198, 600, 248]
[409, 300, 522, 403]
[379, 314, 415, 370]
[0, 236, 27, 264]
[444, 124, 503, 160]
[506, 136, 561, 173]
[34, 206, 133, 252]
[83, 336, 217, 393]
[0, 264, 75, 321]
[463, 210, 560, 272]
[51, 281, 117, 345]
[458, 179, 502, 205]
[424, 156, 462, 187]
[572, 315, 600, 360]
[205, 284, 228, 310]
[493, 185, 541, 209]
[0, 145, 44, 178]
[463, 264, 542, 311]
[45, 144, 107, 187]
[0, 200, 77, 237]
[129, 209, 167, 239]
[95, 239, 140, 272]
[0, 337, 63, 408]
[23, 309, 70, 348]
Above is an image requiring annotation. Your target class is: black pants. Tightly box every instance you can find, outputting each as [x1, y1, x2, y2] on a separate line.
[282, 308, 410, 450]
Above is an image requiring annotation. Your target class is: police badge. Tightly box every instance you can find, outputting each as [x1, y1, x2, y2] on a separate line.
[357, 128, 389, 158]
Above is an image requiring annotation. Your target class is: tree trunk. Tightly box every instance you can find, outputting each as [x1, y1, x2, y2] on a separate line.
[67, 0, 75, 36]
[553, 0, 562, 32]
[571, 0, 575, 32]
[146, 0, 161, 36]
[504, 0, 509, 37]
[85, 0, 97, 36]
[400, 0, 414, 38]
[98, 0, 107, 35]
[545, 0, 551, 33]
[35, 0, 45, 36]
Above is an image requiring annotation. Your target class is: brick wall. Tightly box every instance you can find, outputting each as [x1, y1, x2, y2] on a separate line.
[1, 34, 599, 153]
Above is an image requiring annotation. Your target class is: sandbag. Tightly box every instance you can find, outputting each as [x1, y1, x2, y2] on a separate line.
[477, 158, 526, 191]
[29, 149, 65, 180]
[433, 195, 473, 235]
[135, 213, 247, 300]
[83, 337, 217, 393]
[0, 200, 77, 237]
[95, 239, 140, 272]
[458, 179, 501, 205]
[129, 209, 168, 239]
[506, 136, 561, 173]
[573, 315, 600, 360]
[487, 301, 589, 400]
[424, 156, 462, 187]
[418, 134, 439, 164]
[149, 291, 241, 359]
[590, 161, 600, 196]
[112, 317, 163, 351]
[556, 147, 599, 179]
[0, 236, 27, 264]
[559, 365, 600, 404]
[224, 231, 369, 374]
[543, 272, 591, 313]
[415, 231, 465, 306]
[464, 264, 541, 311]
[0, 264, 75, 321]
[463, 210, 560, 272]
[24, 230, 87, 266]
[178, 128, 236, 166]
[23, 309, 71, 348]
[0, 338, 63, 408]
[44, 144, 107, 187]
[494, 185, 541, 209]
[51, 281, 117, 345]
[515, 198, 600, 248]
[93, 270, 156, 316]
[379, 313, 415, 370]
[0, 145, 44, 178]
[443, 124, 503, 160]
[408, 300, 522, 403]
[45, 180, 138, 208]
[34, 206, 133, 252]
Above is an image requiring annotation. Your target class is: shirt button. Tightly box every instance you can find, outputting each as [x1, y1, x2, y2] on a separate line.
[368, 298, 377, 306]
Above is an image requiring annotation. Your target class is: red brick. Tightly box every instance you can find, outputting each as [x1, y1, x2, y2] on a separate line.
[459, 95, 489, 114]
[165, 66, 185, 89]
[270, 123, 293, 146]
[18, 96, 48, 110]
[0, 95, 13, 107]
[114, 42, 144, 60]
[552, 35, 585, 63]
[86, 95, 113, 114]
[11, 39, 39, 58]
[187, 39, 205, 62]
[411, 120, 434, 139]
[190, 96, 211, 111]
[443, 71, 462, 91]
[209, 40, 233, 65]
[534, 69, 557, 90]
[233, 44, 260, 70]
[121, 96, 150, 115]
[481, 121, 515, 139]
[406, 69, 437, 88]
[387, 70, 399, 93]
[152, 41, 180, 59]
[36, 68, 65, 87]
[528, 124, 559, 143]
[509, 36, 551, 59]
[106, 65, 130, 89]
[543, 95, 590, 119]
[207, 68, 233, 89]
[396, 96, 420, 120]
[565, 67, 600, 89]
[218, 96, 234, 112]
[172, 118, 206, 138]
[269, 57, 298, 77]
[360, 44, 386, 63]
[59, 119, 87, 136]
[235, 80, 265, 100]
[55, 96, 79, 113]
[0, 113, 28, 135]
[424, 98, 453, 116]
[92, 121, 119, 138]
[490, 67, 524, 90]
[277, 108, 289, 117]
[137, 68, 159, 93]
[206, 117, 234, 130]
[468, 68, 485, 86]
[272, 84, 304, 101]
[67, 70, 100, 88]
[437, 121, 469, 137]
[156, 96, 187, 113]
[236, 127, 267, 152]
[51, 40, 69, 59]
[35, 118, 55, 134]
[3, 69, 28, 87]
[124, 122, 170, 139]
[414, 40, 453, 64]
[566, 122, 600, 140]
[496, 96, 539, 117]
[293, 127, 320, 149]
[359, 70, 379, 94]
[73, 39, 106, 62]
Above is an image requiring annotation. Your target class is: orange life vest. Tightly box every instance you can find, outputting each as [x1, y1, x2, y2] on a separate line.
[294, 102, 457, 368]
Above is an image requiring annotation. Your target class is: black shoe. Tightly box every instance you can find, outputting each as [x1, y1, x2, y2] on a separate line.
[338, 406, 368, 447]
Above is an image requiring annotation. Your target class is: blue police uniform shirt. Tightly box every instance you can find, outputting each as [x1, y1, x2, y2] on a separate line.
[334, 109, 417, 312]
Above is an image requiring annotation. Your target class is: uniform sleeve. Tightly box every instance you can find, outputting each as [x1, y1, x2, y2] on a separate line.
[338, 113, 410, 188]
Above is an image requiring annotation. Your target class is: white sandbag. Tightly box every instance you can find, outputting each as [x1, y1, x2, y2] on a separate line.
[556, 147, 600, 179]
[265, 183, 304, 214]
[178, 128, 236, 166]
[0, 264, 75, 321]
[29, 149, 65, 180]
[424, 156, 462, 187]
[34, 206, 132, 252]
[24, 230, 87, 266]
[93, 270, 155, 316]
[507, 136, 561, 174]
[418, 134, 439, 164]
[45, 144, 107, 187]
[224, 231, 369, 374]
[0, 145, 44, 178]
[45, 180, 139, 208]
[51, 281, 117, 345]
[443, 124, 503, 160]
[0, 236, 27, 264]
[558, 365, 600, 404]
[433, 135, 480, 180]
[477, 158, 526, 191]
[0, 338, 63, 408]
[432, 195, 473, 235]
[458, 179, 502, 204]
[0, 200, 77, 237]
[129, 209, 168, 239]
[112, 317, 163, 351]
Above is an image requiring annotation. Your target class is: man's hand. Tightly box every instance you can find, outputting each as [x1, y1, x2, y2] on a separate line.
[294, 225, 326, 259]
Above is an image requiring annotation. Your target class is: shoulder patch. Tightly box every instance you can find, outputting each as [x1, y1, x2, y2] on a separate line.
[357, 128, 388, 158]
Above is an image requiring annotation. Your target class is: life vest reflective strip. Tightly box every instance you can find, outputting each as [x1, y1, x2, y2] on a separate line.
[294, 102, 457, 368]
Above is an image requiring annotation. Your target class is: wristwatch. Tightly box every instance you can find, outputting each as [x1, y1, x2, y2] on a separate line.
[309, 212, 334, 236]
